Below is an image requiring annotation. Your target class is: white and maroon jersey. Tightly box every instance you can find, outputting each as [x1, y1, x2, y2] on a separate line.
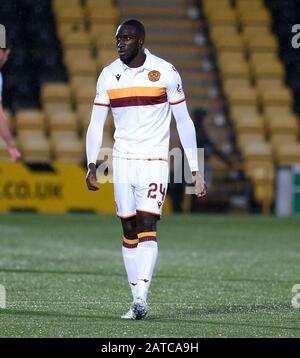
[0, 72, 3, 101]
[94, 49, 185, 159]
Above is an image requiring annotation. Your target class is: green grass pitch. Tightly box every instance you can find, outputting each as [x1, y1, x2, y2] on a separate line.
[0, 213, 300, 338]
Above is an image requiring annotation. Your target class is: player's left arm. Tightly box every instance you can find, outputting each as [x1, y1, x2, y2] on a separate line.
[167, 66, 207, 198]
[171, 101, 207, 198]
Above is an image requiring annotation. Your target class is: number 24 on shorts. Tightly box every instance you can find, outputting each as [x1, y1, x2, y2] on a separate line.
[147, 183, 166, 201]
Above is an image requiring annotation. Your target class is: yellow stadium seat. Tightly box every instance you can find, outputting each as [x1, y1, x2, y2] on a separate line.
[214, 33, 244, 51]
[73, 85, 95, 105]
[51, 130, 84, 163]
[41, 83, 72, 104]
[250, 53, 284, 80]
[223, 79, 251, 94]
[270, 133, 298, 147]
[264, 105, 293, 118]
[206, 8, 237, 25]
[242, 25, 271, 41]
[236, 0, 265, 11]
[256, 78, 283, 92]
[44, 103, 73, 117]
[0, 139, 10, 162]
[203, 0, 231, 14]
[70, 76, 96, 94]
[54, 7, 85, 25]
[53, 0, 81, 11]
[57, 23, 86, 40]
[236, 133, 266, 151]
[86, 7, 120, 25]
[46, 111, 78, 132]
[260, 86, 293, 107]
[245, 34, 278, 53]
[219, 60, 250, 79]
[64, 49, 93, 66]
[97, 49, 118, 68]
[61, 32, 92, 51]
[230, 105, 259, 121]
[226, 86, 258, 105]
[85, 0, 115, 10]
[18, 129, 51, 162]
[67, 57, 98, 77]
[210, 25, 239, 42]
[239, 8, 272, 26]
[15, 110, 45, 131]
[234, 113, 264, 134]
[90, 23, 116, 42]
[274, 143, 300, 166]
[266, 116, 299, 136]
[242, 141, 273, 161]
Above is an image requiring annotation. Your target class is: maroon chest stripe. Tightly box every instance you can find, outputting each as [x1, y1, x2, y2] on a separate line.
[110, 94, 168, 108]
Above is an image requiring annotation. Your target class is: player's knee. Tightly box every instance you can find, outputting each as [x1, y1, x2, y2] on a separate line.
[136, 212, 158, 232]
[120, 216, 137, 239]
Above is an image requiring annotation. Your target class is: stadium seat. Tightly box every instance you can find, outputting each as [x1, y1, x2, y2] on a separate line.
[61, 32, 92, 51]
[89, 23, 116, 43]
[73, 85, 95, 105]
[41, 83, 72, 104]
[44, 103, 73, 117]
[97, 50, 118, 68]
[266, 115, 299, 136]
[70, 75, 96, 94]
[239, 8, 272, 26]
[46, 111, 78, 132]
[214, 33, 244, 51]
[250, 53, 285, 80]
[234, 113, 265, 134]
[86, 7, 120, 25]
[226, 86, 258, 106]
[236, 133, 266, 152]
[51, 130, 84, 163]
[259, 86, 293, 107]
[274, 143, 300, 166]
[242, 141, 273, 162]
[245, 34, 278, 53]
[270, 133, 298, 147]
[54, 6, 85, 25]
[18, 129, 51, 162]
[15, 110, 46, 131]
[206, 8, 237, 26]
[256, 78, 284, 92]
[67, 57, 98, 77]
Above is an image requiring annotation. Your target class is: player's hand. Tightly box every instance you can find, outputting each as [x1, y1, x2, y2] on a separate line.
[86, 163, 99, 191]
[192, 171, 207, 198]
[7, 144, 21, 162]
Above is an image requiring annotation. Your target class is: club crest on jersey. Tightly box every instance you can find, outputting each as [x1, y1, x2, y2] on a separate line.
[148, 70, 161, 82]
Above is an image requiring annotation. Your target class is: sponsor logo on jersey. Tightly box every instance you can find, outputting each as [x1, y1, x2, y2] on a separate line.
[115, 74, 121, 81]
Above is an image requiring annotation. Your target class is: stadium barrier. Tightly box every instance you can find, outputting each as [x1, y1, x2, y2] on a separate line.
[0, 163, 171, 213]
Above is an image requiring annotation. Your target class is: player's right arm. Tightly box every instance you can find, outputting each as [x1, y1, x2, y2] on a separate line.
[86, 71, 110, 191]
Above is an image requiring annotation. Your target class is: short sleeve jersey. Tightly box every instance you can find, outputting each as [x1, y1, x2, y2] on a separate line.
[94, 49, 185, 159]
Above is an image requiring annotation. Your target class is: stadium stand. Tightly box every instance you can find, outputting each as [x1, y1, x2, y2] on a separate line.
[0, 0, 299, 214]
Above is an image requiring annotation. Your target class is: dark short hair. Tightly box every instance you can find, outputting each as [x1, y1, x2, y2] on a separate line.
[120, 19, 146, 39]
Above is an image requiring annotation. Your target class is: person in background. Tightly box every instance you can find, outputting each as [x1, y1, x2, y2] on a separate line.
[0, 47, 21, 162]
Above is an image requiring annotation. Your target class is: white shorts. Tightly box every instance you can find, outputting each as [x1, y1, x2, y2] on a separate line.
[113, 157, 169, 218]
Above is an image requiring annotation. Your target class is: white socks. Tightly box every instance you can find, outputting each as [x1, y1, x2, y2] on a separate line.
[122, 232, 158, 303]
[122, 238, 138, 300]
